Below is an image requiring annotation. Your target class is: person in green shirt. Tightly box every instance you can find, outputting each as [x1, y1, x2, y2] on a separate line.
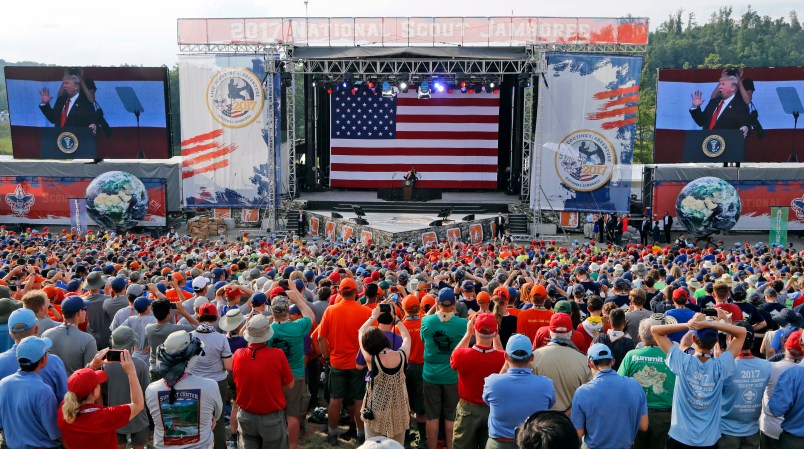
[421, 288, 467, 449]
[267, 289, 314, 449]
[618, 314, 677, 449]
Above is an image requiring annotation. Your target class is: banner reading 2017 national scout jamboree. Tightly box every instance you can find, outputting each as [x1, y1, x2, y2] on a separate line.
[531, 53, 642, 214]
[179, 54, 279, 207]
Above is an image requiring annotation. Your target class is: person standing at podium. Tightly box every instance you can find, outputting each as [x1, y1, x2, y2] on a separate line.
[404, 167, 419, 186]
[689, 74, 751, 138]
[38, 71, 97, 134]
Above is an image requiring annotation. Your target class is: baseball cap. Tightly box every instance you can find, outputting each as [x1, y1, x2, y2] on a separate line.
[437, 287, 455, 306]
[476, 291, 491, 305]
[402, 295, 420, 311]
[553, 300, 572, 314]
[271, 297, 291, 314]
[549, 313, 573, 334]
[474, 313, 498, 336]
[16, 335, 52, 366]
[133, 296, 152, 313]
[358, 437, 405, 449]
[192, 277, 210, 291]
[126, 284, 145, 297]
[110, 277, 128, 292]
[672, 288, 689, 302]
[421, 294, 435, 309]
[198, 302, 218, 317]
[61, 296, 90, 316]
[530, 284, 547, 300]
[587, 343, 614, 361]
[339, 278, 357, 293]
[67, 367, 108, 398]
[691, 327, 719, 339]
[505, 334, 533, 360]
[784, 330, 804, 357]
[461, 280, 475, 292]
[250, 292, 267, 307]
[0, 298, 22, 324]
[8, 308, 37, 333]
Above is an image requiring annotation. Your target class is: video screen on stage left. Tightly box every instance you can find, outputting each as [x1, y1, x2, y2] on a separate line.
[4, 66, 171, 160]
[654, 67, 804, 163]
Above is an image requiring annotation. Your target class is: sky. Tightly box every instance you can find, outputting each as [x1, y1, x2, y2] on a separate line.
[1, 0, 800, 67]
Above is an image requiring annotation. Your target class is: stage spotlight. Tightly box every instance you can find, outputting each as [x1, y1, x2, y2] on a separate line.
[461, 86, 467, 93]
[489, 81, 496, 89]
[468, 89, 474, 94]
[518, 72, 532, 88]
[354, 218, 369, 226]
[381, 81, 395, 98]
[418, 82, 431, 100]
[462, 214, 475, 221]
[327, 88, 333, 94]
[428, 220, 443, 227]
[434, 81, 445, 93]
[331, 212, 343, 219]
[447, 88, 453, 94]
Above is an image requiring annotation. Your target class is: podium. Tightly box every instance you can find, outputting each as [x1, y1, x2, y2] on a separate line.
[683, 130, 744, 163]
[403, 179, 414, 201]
[40, 127, 97, 159]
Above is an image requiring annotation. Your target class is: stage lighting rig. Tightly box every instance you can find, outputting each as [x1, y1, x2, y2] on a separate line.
[381, 81, 396, 98]
[417, 82, 431, 100]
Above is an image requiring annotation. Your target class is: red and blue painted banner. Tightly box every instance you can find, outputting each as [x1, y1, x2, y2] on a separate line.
[653, 180, 804, 231]
[0, 176, 166, 226]
[532, 53, 642, 213]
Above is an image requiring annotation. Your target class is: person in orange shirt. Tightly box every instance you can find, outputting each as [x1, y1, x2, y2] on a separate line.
[317, 277, 372, 445]
[401, 294, 427, 444]
[165, 273, 191, 304]
[516, 284, 554, 342]
[468, 291, 493, 319]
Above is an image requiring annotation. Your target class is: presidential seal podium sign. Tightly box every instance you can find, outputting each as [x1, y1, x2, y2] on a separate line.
[682, 130, 745, 163]
[40, 127, 97, 159]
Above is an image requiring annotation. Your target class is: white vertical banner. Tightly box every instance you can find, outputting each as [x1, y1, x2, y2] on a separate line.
[179, 54, 275, 206]
[531, 53, 642, 213]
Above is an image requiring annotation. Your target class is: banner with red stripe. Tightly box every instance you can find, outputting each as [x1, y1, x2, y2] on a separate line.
[330, 90, 499, 189]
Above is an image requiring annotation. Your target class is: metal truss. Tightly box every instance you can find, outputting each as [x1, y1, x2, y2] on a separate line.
[263, 58, 278, 232]
[520, 80, 534, 201]
[529, 42, 647, 54]
[178, 43, 290, 54]
[293, 58, 532, 76]
[286, 68, 297, 199]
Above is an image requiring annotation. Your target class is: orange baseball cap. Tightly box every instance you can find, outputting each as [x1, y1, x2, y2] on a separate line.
[171, 272, 184, 282]
[476, 291, 491, 304]
[421, 294, 435, 309]
[402, 295, 420, 311]
[530, 285, 548, 300]
[339, 278, 357, 293]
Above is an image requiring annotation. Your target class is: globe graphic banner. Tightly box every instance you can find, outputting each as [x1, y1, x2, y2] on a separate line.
[675, 177, 741, 236]
[85, 171, 149, 231]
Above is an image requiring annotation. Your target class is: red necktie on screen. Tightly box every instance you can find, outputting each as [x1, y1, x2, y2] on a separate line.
[708, 100, 724, 130]
[60, 98, 71, 127]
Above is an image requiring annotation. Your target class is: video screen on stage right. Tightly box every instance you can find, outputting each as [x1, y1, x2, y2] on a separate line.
[654, 67, 804, 163]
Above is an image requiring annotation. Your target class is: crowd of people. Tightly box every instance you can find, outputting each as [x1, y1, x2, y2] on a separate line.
[0, 226, 803, 449]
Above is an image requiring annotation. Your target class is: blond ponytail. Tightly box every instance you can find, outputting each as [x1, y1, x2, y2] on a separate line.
[492, 295, 505, 329]
[61, 392, 82, 424]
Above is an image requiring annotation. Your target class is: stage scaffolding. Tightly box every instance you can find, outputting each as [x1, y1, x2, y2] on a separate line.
[177, 17, 648, 209]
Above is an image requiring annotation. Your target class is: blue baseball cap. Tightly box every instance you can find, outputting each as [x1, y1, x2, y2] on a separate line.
[133, 296, 153, 313]
[16, 335, 51, 365]
[587, 343, 614, 361]
[691, 327, 719, 339]
[250, 292, 267, 307]
[8, 308, 37, 333]
[437, 287, 455, 306]
[61, 296, 90, 315]
[110, 277, 128, 293]
[505, 334, 533, 360]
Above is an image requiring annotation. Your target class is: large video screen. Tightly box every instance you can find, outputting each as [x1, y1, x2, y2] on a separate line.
[654, 67, 804, 163]
[4, 66, 171, 159]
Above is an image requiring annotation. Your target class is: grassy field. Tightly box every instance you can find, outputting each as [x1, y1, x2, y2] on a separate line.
[0, 137, 10, 155]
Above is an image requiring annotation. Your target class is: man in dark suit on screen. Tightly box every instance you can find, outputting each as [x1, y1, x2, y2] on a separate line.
[38, 73, 97, 134]
[689, 75, 751, 137]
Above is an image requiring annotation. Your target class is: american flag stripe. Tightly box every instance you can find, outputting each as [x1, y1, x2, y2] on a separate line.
[180, 129, 234, 180]
[181, 144, 237, 168]
[182, 159, 229, 179]
[180, 129, 223, 147]
[330, 90, 500, 189]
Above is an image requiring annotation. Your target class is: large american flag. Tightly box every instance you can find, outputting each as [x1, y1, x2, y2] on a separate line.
[329, 89, 500, 189]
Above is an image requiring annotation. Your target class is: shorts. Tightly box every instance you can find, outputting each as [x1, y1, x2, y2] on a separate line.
[117, 427, 149, 446]
[329, 367, 367, 402]
[284, 376, 311, 417]
[405, 363, 425, 415]
[423, 381, 459, 421]
[718, 432, 759, 449]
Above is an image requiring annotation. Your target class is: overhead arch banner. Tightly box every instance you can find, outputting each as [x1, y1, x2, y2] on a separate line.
[531, 53, 642, 213]
[179, 54, 280, 207]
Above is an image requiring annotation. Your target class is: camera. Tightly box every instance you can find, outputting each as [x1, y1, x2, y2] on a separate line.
[105, 350, 123, 362]
[379, 303, 392, 314]
[361, 408, 375, 420]
[702, 308, 718, 320]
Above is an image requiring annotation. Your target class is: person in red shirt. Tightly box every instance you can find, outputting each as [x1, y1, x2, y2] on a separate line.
[317, 277, 373, 444]
[532, 301, 586, 350]
[517, 285, 554, 341]
[712, 281, 743, 321]
[232, 314, 294, 449]
[57, 349, 145, 449]
[401, 294, 428, 444]
[450, 313, 505, 449]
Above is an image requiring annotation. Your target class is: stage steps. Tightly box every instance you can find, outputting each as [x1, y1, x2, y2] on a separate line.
[508, 214, 529, 234]
[306, 201, 508, 215]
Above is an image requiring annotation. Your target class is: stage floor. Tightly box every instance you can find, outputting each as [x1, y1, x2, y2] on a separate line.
[309, 210, 497, 233]
[299, 190, 514, 204]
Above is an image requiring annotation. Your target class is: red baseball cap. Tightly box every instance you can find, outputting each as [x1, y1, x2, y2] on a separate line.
[672, 288, 689, 301]
[67, 368, 108, 398]
[785, 330, 804, 356]
[198, 303, 218, 317]
[474, 313, 498, 336]
[549, 313, 573, 334]
[269, 286, 285, 298]
[328, 272, 342, 283]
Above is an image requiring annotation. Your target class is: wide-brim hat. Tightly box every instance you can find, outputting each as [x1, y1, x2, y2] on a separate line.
[219, 308, 247, 332]
[243, 314, 274, 343]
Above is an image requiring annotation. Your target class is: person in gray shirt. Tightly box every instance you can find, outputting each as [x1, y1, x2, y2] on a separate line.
[103, 326, 150, 449]
[145, 299, 198, 380]
[311, 286, 331, 324]
[21, 290, 59, 337]
[103, 277, 131, 329]
[42, 296, 98, 375]
[625, 289, 653, 342]
[121, 297, 158, 365]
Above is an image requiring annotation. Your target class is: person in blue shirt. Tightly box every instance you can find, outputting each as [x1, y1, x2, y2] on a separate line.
[0, 335, 62, 449]
[0, 308, 67, 399]
[719, 321, 772, 448]
[652, 313, 747, 449]
[483, 333, 555, 449]
[665, 288, 696, 343]
[571, 343, 648, 449]
[0, 298, 22, 353]
[768, 339, 804, 447]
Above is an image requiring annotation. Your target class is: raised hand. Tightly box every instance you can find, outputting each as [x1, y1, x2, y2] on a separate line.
[39, 87, 52, 104]
[691, 90, 704, 108]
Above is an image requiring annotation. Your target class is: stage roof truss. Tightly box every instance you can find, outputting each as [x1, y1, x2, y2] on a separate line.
[293, 58, 534, 76]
